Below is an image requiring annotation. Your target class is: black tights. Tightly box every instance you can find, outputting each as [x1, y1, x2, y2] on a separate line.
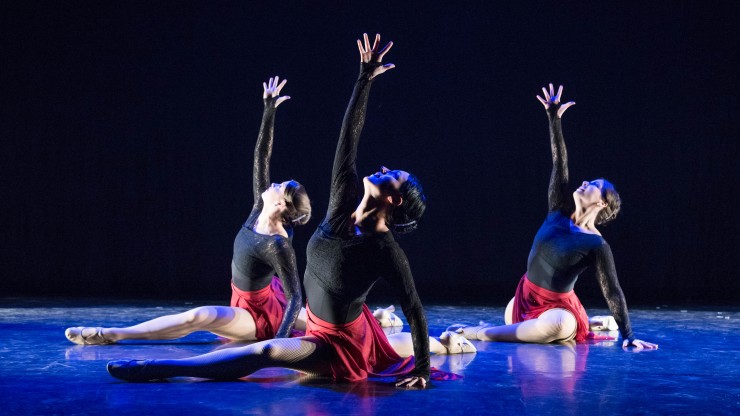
[134, 336, 330, 380]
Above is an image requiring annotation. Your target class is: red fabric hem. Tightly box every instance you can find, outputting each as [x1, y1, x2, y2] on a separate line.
[230, 277, 287, 340]
[305, 304, 415, 382]
[511, 274, 590, 343]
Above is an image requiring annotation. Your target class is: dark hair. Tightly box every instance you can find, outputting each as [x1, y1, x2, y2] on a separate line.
[387, 173, 426, 234]
[282, 180, 311, 226]
[596, 178, 621, 225]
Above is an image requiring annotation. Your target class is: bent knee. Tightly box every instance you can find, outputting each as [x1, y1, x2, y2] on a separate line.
[504, 298, 515, 325]
[182, 306, 218, 325]
[539, 309, 577, 341]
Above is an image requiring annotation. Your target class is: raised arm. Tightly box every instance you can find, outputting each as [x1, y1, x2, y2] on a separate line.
[269, 238, 303, 338]
[385, 248, 431, 388]
[324, 34, 395, 234]
[251, 77, 291, 212]
[537, 84, 576, 213]
[593, 242, 658, 350]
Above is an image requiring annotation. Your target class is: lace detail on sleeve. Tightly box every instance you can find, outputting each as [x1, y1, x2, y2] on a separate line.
[269, 237, 303, 338]
[547, 115, 573, 214]
[248, 100, 278, 225]
[593, 242, 635, 341]
[385, 245, 430, 380]
[323, 64, 381, 235]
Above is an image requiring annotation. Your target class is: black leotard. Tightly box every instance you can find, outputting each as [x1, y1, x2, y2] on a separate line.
[527, 211, 608, 293]
[230, 96, 302, 339]
[303, 63, 431, 380]
[525, 108, 635, 342]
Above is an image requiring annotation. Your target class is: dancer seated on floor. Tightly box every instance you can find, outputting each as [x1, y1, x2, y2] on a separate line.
[66, 76, 310, 344]
[107, 33, 474, 388]
[450, 84, 657, 351]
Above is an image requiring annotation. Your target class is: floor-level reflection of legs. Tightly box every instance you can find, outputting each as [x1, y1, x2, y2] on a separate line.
[108, 336, 330, 381]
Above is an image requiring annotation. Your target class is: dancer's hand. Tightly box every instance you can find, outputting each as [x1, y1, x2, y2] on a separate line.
[262, 76, 291, 108]
[395, 375, 427, 389]
[356, 33, 395, 79]
[622, 338, 658, 351]
[536, 83, 575, 118]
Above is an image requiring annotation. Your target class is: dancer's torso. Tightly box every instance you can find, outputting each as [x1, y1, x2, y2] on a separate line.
[231, 211, 294, 292]
[526, 211, 606, 293]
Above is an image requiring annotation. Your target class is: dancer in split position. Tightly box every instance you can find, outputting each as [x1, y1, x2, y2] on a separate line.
[451, 84, 657, 351]
[66, 76, 309, 344]
[107, 34, 471, 388]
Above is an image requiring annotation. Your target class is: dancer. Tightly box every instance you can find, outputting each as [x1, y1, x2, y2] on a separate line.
[451, 84, 657, 351]
[66, 76, 309, 344]
[107, 34, 469, 388]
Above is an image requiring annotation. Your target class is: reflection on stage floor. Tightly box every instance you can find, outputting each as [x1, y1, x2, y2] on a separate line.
[1, 299, 738, 415]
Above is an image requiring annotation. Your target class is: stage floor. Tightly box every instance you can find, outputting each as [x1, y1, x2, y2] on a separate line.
[1, 299, 738, 415]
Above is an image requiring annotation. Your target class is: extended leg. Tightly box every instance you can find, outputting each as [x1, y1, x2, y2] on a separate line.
[66, 306, 258, 344]
[293, 307, 307, 331]
[107, 336, 330, 381]
[386, 333, 446, 356]
[477, 308, 577, 343]
[386, 332, 476, 356]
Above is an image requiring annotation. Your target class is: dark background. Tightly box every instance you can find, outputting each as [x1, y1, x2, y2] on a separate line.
[2, 2, 738, 306]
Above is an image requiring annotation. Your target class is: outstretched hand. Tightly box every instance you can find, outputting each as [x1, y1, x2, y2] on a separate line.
[395, 375, 427, 389]
[622, 338, 659, 351]
[356, 33, 395, 79]
[536, 83, 575, 118]
[262, 76, 290, 108]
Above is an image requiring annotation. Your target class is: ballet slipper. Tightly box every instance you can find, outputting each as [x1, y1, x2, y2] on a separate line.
[373, 305, 403, 327]
[65, 327, 114, 345]
[445, 322, 491, 340]
[589, 316, 618, 331]
[438, 330, 477, 354]
[445, 323, 469, 332]
[107, 360, 157, 382]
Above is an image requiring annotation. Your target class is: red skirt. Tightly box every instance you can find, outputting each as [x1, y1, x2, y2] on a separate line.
[305, 304, 415, 382]
[230, 277, 287, 340]
[511, 274, 590, 343]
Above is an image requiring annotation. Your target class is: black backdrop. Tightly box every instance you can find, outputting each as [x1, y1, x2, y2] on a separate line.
[3, 2, 739, 305]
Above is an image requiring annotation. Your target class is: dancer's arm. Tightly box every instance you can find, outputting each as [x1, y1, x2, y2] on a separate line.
[536, 84, 576, 213]
[324, 34, 395, 235]
[593, 243, 658, 350]
[248, 77, 291, 223]
[386, 248, 431, 386]
[270, 238, 303, 338]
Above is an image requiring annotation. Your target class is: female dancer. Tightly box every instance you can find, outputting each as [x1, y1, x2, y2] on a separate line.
[65, 76, 309, 344]
[452, 84, 657, 351]
[107, 34, 463, 389]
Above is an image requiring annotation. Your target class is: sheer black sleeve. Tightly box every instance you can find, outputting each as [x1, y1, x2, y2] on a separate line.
[246, 98, 279, 226]
[269, 237, 303, 338]
[546, 110, 572, 214]
[592, 242, 635, 342]
[385, 246, 431, 381]
[323, 64, 380, 235]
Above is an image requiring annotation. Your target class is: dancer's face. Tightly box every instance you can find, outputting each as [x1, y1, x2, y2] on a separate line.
[262, 181, 290, 206]
[573, 179, 606, 209]
[365, 166, 409, 196]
